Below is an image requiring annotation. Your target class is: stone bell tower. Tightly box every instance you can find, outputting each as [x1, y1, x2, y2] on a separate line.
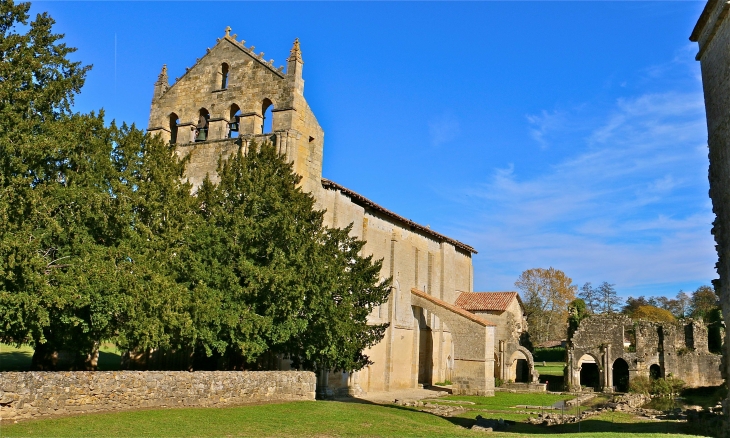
[147, 27, 325, 194]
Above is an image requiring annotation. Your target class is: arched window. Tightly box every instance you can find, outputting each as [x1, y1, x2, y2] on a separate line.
[229, 104, 241, 138]
[262, 98, 274, 133]
[196, 108, 210, 142]
[169, 113, 179, 144]
[220, 63, 229, 89]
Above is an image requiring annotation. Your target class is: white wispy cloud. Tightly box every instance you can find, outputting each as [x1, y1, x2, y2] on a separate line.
[447, 74, 715, 297]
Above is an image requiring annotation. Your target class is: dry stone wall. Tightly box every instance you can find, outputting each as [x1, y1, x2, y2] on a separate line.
[0, 371, 315, 421]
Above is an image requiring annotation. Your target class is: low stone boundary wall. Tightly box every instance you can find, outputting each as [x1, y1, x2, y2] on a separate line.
[0, 371, 316, 421]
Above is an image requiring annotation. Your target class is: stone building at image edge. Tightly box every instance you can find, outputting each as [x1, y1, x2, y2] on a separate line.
[146, 28, 497, 396]
[691, 0, 730, 434]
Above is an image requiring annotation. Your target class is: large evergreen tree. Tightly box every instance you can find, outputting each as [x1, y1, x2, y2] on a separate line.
[188, 142, 389, 370]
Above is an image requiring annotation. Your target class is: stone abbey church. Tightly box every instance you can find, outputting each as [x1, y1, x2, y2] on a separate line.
[147, 28, 540, 396]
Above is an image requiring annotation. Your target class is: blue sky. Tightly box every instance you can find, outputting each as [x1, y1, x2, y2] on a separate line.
[34, 1, 713, 300]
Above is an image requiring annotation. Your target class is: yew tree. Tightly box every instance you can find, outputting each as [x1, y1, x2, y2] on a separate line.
[184, 142, 389, 371]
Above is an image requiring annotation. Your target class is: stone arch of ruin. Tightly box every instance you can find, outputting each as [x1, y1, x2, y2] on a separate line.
[567, 314, 722, 392]
[504, 344, 538, 384]
[410, 288, 495, 396]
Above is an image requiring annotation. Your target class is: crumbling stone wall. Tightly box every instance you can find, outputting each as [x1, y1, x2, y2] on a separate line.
[0, 371, 315, 421]
[691, 2, 730, 434]
[567, 314, 722, 392]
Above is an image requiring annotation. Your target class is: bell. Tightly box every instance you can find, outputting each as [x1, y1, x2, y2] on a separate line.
[229, 122, 239, 132]
[195, 128, 208, 142]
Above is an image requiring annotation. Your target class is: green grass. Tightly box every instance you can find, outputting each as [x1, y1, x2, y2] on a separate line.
[439, 392, 573, 409]
[0, 343, 122, 371]
[0, 400, 707, 438]
[0, 343, 33, 371]
[535, 362, 565, 377]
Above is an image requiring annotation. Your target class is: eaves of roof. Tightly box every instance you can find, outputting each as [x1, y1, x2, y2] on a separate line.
[321, 178, 477, 254]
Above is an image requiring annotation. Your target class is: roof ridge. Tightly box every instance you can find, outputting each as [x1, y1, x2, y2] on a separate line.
[321, 178, 476, 254]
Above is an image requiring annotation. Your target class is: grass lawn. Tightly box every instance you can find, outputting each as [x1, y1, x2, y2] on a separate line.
[535, 362, 566, 377]
[0, 398, 708, 438]
[439, 392, 572, 409]
[0, 343, 122, 371]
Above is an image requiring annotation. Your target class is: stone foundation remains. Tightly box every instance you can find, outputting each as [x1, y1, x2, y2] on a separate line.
[0, 371, 315, 421]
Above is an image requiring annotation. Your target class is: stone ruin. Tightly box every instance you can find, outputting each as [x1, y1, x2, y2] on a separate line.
[566, 314, 722, 392]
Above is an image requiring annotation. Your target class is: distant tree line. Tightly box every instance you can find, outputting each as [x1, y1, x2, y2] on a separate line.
[0, 1, 389, 373]
[518, 264, 722, 347]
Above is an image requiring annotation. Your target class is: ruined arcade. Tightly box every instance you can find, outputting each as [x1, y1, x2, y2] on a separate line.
[147, 28, 497, 396]
[567, 314, 722, 392]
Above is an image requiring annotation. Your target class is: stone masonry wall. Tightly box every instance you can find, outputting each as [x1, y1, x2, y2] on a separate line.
[691, 2, 730, 434]
[0, 371, 315, 421]
[568, 314, 722, 391]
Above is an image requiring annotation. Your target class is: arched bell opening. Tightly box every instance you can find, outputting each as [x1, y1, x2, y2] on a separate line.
[219, 63, 229, 89]
[229, 104, 241, 138]
[169, 113, 180, 144]
[578, 354, 600, 391]
[612, 358, 629, 393]
[262, 98, 274, 134]
[196, 108, 210, 142]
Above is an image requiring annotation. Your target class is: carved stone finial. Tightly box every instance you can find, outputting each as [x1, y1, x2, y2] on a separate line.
[232, 34, 237, 40]
[288, 38, 303, 63]
[155, 64, 168, 85]
[225, 26, 232, 37]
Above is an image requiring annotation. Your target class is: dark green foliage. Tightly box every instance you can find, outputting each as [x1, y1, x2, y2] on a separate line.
[690, 285, 720, 321]
[532, 346, 565, 362]
[189, 143, 389, 371]
[629, 375, 686, 398]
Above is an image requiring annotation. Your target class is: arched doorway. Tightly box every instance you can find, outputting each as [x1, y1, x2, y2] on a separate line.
[509, 350, 530, 383]
[613, 358, 629, 392]
[578, 354, 600, 390]
[413, 306, 432, 387]
[649, 364, 662, 380]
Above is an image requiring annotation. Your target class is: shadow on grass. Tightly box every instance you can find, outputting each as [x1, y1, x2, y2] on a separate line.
[0, 347, 121, 371]
[334, 395, 701, 437]
[0, 351, 33, 371]
[97, 350, 122, 371]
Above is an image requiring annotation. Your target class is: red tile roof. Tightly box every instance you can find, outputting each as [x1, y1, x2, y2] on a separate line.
[455, 292, 522, 312]
[411, 288, 495, 326]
